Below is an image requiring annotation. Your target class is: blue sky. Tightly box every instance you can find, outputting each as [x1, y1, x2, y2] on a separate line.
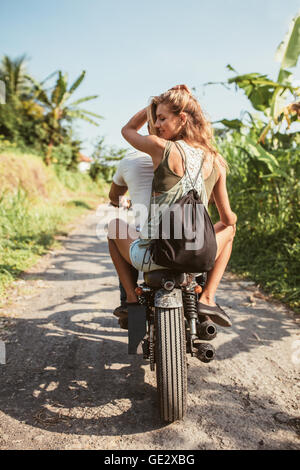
[1, 0, 299, 155]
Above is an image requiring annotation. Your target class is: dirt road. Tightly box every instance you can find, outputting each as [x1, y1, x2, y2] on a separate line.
[0, 207, 299, 450]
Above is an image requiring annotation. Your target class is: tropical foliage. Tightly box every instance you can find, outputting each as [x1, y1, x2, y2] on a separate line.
[1, 13, 299, 311]
[89, 137, 128, 183]
[0, 55, 102, 166]
[207, 12, 300, 311]
[27, 70, 102, 164]
[0, 151, 110, 297]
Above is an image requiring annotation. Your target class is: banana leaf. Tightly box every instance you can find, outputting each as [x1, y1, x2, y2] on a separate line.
[216, 118, 243, 129]
[51, 71, 67, 106]
[277, 69, 293, 86]
[243, 135, 288, 177]
[75, 108, 103, 119]
[69, 71, 86, 94]
[228, 73, 292, 112]
[25, 75, 52, 107]
[270, 86, 290, 123]
[275, 12, 300, 70]
[69, 95, 98, 107]
[66, 109, 100, 126]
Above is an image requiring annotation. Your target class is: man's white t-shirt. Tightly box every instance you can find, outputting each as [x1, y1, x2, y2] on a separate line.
[113, 151, 154, 230]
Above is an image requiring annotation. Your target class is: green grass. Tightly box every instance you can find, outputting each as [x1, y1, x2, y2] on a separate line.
[0, 151, 110, 298]
[208, 136, 300, 315]
[228, 227, 299, 313]
[210, 201, 300, 314]
[0, 190, 91, 295]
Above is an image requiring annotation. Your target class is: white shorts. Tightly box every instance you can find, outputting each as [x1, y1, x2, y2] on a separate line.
[129, 239, 166, 272]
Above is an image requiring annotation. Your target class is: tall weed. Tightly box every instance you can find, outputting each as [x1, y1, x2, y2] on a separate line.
[0, 152, 110, 296]
[216, 133, 300, 312]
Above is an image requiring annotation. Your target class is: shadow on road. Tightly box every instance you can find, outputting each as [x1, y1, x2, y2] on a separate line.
[0, 306, 163, 436]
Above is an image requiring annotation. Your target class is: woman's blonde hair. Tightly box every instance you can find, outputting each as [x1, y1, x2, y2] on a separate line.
[147, 89, 227, 167]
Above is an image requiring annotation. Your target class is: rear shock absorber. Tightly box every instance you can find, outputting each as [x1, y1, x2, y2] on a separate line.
[182, 289, 198, 355]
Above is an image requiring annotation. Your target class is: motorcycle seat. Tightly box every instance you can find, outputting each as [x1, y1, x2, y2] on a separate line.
[143, 270, 188, 288]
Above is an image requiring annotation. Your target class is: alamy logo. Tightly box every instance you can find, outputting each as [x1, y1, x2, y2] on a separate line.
[0, 340, 6, 364]
[96, 200, 205, 250]
[0, 81, 6, 104]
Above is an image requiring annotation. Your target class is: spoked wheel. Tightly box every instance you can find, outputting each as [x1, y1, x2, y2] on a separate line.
[155, 306, 187, 422]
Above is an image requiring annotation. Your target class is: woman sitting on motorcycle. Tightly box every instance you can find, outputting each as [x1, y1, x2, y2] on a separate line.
[107, 85, 237, 327]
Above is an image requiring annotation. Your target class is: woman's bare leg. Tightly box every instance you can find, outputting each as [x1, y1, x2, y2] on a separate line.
[108, 217, 235, 309]
[199, 222, 235, 306]
[107, 218, 139, 303]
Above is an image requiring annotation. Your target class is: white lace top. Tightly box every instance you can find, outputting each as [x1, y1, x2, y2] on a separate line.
[177, 140, 208, 207]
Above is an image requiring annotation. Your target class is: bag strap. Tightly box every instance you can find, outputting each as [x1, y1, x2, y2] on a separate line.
[163, 140, 173, 162]
[174, 141, 204, 190]
[141, 244, 151, 272]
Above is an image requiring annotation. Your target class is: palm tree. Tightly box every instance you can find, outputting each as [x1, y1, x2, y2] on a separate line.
[0, 54, 41, 143]
[0, 54, 32, 101]
[27, 70, 102, 164]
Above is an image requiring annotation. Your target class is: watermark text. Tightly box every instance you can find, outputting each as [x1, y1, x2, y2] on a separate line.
[96, 199, 206, 250]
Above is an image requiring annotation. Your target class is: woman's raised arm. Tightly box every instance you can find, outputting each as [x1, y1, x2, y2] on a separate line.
[121, 107, 164, 166]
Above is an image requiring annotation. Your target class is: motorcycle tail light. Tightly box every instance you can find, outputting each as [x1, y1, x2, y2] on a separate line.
[194, 285, 202, 294]
[135, 287, 143, 296]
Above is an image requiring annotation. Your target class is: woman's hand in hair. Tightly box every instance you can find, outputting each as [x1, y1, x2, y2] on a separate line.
[169, 84, 191, 94]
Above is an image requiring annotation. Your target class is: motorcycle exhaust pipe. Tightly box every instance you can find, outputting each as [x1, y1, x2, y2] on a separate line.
[197, 320, 217, 341]
[196, 343, 216, 363]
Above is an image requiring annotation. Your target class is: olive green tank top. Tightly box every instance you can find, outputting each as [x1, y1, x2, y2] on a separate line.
[152, 141, 218, 201]
[139, 140, 215, 247]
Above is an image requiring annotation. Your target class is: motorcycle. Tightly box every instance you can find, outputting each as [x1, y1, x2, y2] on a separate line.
[127, 269, 217, 423]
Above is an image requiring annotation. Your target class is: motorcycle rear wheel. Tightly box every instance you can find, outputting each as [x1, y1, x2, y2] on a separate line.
[155, 306, 187, 422]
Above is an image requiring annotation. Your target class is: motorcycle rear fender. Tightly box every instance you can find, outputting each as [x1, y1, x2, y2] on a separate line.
[154, 288, 183, 308]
